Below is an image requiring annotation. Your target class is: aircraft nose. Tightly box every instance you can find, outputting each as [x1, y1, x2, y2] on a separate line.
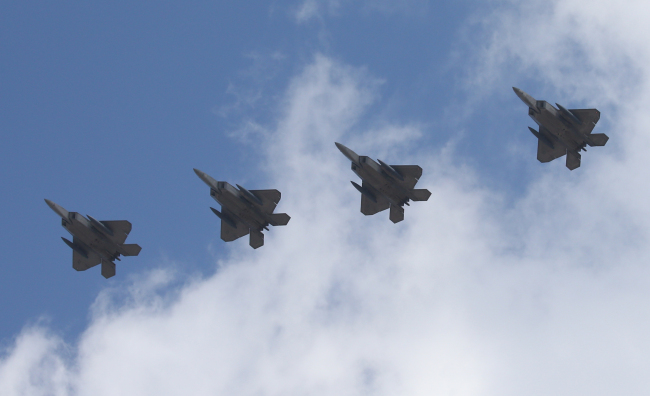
[193, 168, 219, 189]
[335, 142, 360, 163]
[45, 199, 69, 219]
[512, 87, 537, 110]
[513, 87, 527, 100]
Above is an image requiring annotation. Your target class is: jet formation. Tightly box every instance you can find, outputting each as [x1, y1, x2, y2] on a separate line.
[335, 142, 431, 223]
[45, 199, 141, 278]
[194, 168, 290, 249]
[46, 88, 610, 277]
[513, 87, 608, 170]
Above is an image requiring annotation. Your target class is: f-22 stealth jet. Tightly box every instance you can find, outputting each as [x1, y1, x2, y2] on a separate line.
[194, 169, 290, 249]
[45, 199, 141, 279]
[513, 87, 609, 170]
[336, 143, 431, 223]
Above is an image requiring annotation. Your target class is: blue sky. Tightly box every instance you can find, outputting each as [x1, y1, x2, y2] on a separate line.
[2, 1, 648, 395]
[0, 0, 486, 340]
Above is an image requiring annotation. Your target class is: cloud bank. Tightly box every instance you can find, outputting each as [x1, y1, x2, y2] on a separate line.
[3, 0, 650, 395]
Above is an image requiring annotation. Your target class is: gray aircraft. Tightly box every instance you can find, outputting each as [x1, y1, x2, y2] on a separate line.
[335, 142, 431, 223]
[513, 87, 609, 170]
[194, 169, 290, 249]
[45, 199, 141, 279]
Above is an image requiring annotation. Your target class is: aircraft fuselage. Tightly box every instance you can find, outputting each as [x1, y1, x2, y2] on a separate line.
[351, 157, 410, 206]
[209, 182, 268, 231]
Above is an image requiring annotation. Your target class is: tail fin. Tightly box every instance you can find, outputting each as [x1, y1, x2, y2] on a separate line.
[120, 244, 142, 256]
[588, 133, 609, 146]
[411, 189, 431, 201]
[268, 213, 290, 226]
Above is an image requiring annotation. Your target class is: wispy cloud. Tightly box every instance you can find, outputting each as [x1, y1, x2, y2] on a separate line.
[293, 0, 430, 23]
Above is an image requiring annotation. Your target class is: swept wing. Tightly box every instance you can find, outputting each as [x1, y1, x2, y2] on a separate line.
[360, 181, 390, 215]
[538, 141, 567, 163]
[99, 220, 133, 244]
[72, 237, 101, 271]
[220, 207, 250, 242]
[390, 165, 422, 190]
[248, 189, 281, 214]
[568, 109, 600, 134]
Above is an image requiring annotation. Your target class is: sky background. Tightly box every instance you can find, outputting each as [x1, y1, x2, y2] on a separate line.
[1, 0, 649, 395]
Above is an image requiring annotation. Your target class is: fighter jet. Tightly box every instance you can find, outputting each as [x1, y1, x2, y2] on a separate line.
[513, 87, 609, 170]
[335, 143, 431, 223]
[193, 169, 290, 249]
[45, 199, 141, 279]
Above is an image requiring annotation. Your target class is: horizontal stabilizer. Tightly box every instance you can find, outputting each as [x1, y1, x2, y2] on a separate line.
[588, 133, 609, 146]
[268, 213, 290, 226]
[389, 204, 404, 224]
[121, 243, 142, 256]
[411, 189, 431, 201]
[566, 151, 581, 170]
[250, 230, 264, 249]
[101, 260, 116, 279]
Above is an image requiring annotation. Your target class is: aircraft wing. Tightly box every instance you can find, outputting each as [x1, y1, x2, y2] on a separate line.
[249, 189, 281, 214]
[220, 208, 250, 242]
[390, 165, 423, 190]
[535, 126, 567, 163]
[537, 138, 567, 163]
[100, 220, 132, 244]
[569, 108, 600, 134]
[360, 181, 390, 215]
[72, 237, 101, 271]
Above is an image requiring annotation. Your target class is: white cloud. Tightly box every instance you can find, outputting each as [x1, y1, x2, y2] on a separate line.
[293, 0, 429, 23]
[4, 0, 650, 394]
[0, 329, 69, 396]
[294, 0, 339, 23]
